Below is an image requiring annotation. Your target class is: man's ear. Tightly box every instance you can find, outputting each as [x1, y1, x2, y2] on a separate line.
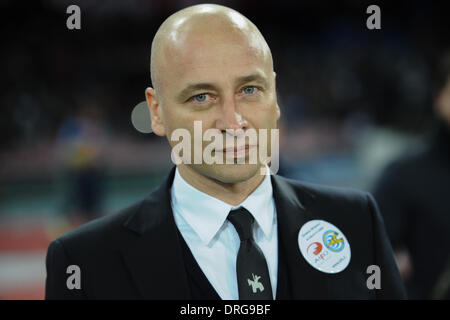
[275, 102, 281, 121]
[145, 87, 166, 136]
[273, 71, 281, 121]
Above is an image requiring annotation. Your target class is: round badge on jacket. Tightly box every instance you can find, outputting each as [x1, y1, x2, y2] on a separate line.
[298, 219, 351, 273]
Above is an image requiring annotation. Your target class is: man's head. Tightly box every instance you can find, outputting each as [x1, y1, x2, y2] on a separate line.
[145, 4, 280, 183]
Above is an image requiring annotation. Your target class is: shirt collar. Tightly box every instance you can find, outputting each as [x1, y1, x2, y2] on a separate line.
[171, 166, 275, 245]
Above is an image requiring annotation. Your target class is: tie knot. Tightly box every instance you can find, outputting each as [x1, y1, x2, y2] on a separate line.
[227, 207, 254, 241]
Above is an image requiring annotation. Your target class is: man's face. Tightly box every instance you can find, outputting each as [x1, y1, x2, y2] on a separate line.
[149, 28, 280, 183]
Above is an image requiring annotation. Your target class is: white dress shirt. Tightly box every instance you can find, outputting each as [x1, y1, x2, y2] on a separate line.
[171, 166, 278, 300]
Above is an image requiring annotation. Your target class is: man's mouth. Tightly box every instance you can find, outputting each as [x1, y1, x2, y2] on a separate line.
[214, 144, 257, 158]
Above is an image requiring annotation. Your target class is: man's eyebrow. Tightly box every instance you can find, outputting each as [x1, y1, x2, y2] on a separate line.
[235, 74, 269, 87]
[176, 83, 217, 102]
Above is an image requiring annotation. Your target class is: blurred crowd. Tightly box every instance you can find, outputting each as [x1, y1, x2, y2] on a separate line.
[0, 0, 449, 299]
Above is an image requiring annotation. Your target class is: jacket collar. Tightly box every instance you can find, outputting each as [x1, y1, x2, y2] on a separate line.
[120, 166, 191, 299]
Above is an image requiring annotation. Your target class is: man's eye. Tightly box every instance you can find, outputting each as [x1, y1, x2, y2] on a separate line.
[192, 93, 208, 102]
[242, 86, 258, 95]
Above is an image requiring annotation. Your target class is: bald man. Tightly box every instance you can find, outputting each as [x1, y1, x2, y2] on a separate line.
[45, 4, 406, 300]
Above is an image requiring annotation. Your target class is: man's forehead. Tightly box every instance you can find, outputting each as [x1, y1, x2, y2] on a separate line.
[163, 41, 270, 87]
[170, 37, 265, 65]
[161, 22, 271, 75]
[161, 14, 267, 61]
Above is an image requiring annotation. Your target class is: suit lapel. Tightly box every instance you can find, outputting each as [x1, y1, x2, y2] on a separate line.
[271, 174, 316, 299]
[119, 166, 191, 299]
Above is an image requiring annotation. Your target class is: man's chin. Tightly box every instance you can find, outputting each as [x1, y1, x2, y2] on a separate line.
[193, 163, 263, 184]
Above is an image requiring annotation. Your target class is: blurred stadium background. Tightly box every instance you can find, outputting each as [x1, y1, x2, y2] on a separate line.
[1, 0, 449, 299]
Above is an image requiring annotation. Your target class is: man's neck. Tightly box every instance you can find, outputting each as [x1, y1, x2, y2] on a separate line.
[177, 164, 267, 206]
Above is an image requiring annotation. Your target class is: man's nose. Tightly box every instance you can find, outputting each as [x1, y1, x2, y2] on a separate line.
[215, 98, 248, 132]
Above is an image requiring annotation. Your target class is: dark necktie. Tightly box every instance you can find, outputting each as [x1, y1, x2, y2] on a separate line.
[227, 207, 273, 300]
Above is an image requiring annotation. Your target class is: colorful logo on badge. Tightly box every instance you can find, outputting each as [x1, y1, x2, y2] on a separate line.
[323, 230, 345, 252]
[298, 220, 351, 274]
[306, 242, 323, 257]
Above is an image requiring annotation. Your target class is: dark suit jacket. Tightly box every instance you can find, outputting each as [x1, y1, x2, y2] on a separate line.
[45, 166, 406, 299]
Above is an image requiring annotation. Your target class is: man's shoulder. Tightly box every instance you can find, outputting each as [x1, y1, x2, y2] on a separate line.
[53, 199, 145, 251]
[274, 174, 370, 206]
[274, 175, 381, 247]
